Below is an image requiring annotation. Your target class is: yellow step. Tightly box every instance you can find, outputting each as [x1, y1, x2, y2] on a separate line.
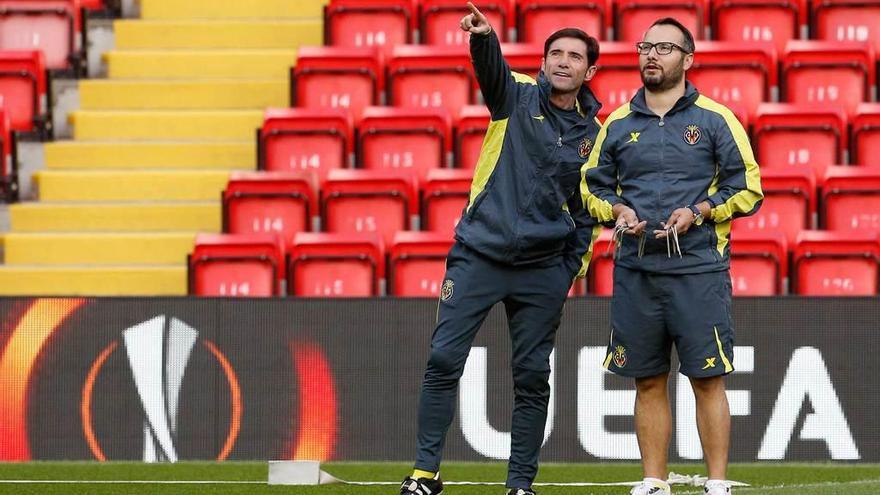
[4, 232, 196, 265]
[35, 170, 231, 201]
[114, 20, 322, 49]
[71, 110, 263, 141]
[0, 265, 186, 295]
[44, 141, 253, 169]
[141, 0, 327, 19]
[79, 79, 288, 110]
[10, 202, 220, 232]
[106, 50, 297, 79]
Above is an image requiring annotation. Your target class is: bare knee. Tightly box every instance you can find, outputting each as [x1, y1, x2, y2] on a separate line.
[689, 375, 726, 399]
[635, 373, 669, 398]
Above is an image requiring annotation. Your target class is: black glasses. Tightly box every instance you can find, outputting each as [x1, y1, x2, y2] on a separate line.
[636, 41, 691, 55]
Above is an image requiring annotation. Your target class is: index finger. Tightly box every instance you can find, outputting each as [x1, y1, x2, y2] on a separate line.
[466, 2, 484, 18]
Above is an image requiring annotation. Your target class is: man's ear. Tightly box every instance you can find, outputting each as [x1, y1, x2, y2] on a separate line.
[583, 65, 598, 83]
[683, 52, 694, 71]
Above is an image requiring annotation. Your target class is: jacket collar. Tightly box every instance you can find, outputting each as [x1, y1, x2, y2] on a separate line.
[629, 80, 700, 117]
[537, 71, 603, 122]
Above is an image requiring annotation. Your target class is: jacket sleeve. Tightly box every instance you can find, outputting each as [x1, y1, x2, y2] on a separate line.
[469, 30, 516, 119]
[581, 119, 625, 225]
[706, 112, 764, 222]
[565, 193, 602, 279]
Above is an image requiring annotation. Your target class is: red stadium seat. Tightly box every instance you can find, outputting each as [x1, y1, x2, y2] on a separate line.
[793, 230, 880, 295]
[388, 231, 454, 296]
[813, 0, 880, 51]
[0, 50, 46, 133]
[712, 0, 807, 53]
[421, 0, 512, 46]
[0, 0, 80, 71]
[321, 169, 418, 246]
[732, 166, 815, 246]
[517, 0, 608, 43]
[258, 108, 353, 182]
[455, 105, 490, 169]
[822, 166, 880, 232]
[499, 42, 543, 77]
[388, 44, 474, 116]
[188, 233, 285, 297]
[689, 42, 777, 120]
[588, 228, 614, 295]
[851, 103, 880, 165]
[324, 0, 415, 55]
[421, 168, 472, 237]
[357, 106, 452, 181]
[729, 231, 788, 295]
[753, 103, 847, 179]
[291, 46, 383, 121]
[289, 232, 384, 297]
[615, 0, 707, 42]
[589, 42, 640, 117]
[781, 41, 875, 114]
[222, 171, 318, 249]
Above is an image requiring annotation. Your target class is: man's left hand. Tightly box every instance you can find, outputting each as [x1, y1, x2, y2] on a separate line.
[654, 207, 695, 239]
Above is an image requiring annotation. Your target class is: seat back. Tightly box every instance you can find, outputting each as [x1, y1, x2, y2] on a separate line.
[712, 0, 806, 53]
[0, 50, 45, 132]
[590, 42, 640, 118]
[782, 41, 875, 114]
[259, 108, 353, 182]
[289, 232, 384, 297]
[189, 233, 284, 297]
[321, 169, 417, 246]
[388, 44, 474, 116]
[358, 106, 451, 181]
[729, 231, 788, 295]
[793, 230, 880, 295]
[389, 231, 454, 296]
[851, 103, 880, 165]
[455, 105, 490, 169]
[421, 0, 511, 46]
[689, 41, 776, 120]
[499, 42, 543, 77]
[732, 166, 815, 246]
[822, 166, 880, 232]
[517, 0, 607, 43]
[324, 0, 415, 55]
[222, 171, 317, 249]
[813, 0, 880, 51]
[291, 46, 383, 121]
[421, 168, 472, 237]
[615, 0, 706, 41]
[0, 0, 79, 70]
[753, 103, 847, 179]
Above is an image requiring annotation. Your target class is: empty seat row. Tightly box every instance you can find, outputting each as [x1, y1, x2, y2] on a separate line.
[258, 104, 880, 185]
[190, 229, 880, 298]
[223, 166, 880, 256]
[324, 0, 880, 51]
[593, 230, 880, 296]
[189, 231, 453, 298]
[291, 41, 877, 121]
[223, 169, 471, 247]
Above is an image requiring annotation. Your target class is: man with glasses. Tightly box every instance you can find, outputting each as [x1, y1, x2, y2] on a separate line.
[581, 17, 762, 495]
[399, 3, 603, 495]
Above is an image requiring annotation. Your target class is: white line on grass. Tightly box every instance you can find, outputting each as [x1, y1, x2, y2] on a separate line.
[0, 480, 264, 484]
[673, 479, 880, 494]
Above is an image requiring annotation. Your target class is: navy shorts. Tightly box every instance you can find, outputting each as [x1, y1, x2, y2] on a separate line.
[604, 266, 735, 378]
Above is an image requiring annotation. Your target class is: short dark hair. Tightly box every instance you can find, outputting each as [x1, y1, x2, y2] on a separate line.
[543, 28, 600, 66]
[648, 17, 695, 54]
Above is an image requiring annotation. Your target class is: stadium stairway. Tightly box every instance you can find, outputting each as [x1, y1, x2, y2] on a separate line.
[0, 0, 326, 295]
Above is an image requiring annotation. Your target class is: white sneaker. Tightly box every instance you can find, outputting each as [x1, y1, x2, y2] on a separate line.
[630, 479, 671, 495]
[703, 481, 731, 494]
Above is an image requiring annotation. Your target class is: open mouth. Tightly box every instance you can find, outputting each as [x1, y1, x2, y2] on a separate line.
[552, 71, 572, 79]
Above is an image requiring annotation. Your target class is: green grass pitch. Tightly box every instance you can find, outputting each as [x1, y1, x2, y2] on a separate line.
[0, 462, 878, 494]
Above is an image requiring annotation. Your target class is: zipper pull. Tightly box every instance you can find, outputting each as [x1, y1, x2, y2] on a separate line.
[658, 118, 665, 127]
[557, 136, 563, 147]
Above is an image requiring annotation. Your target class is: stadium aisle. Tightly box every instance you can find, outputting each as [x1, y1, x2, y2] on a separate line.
[0, 0, 327, 295]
